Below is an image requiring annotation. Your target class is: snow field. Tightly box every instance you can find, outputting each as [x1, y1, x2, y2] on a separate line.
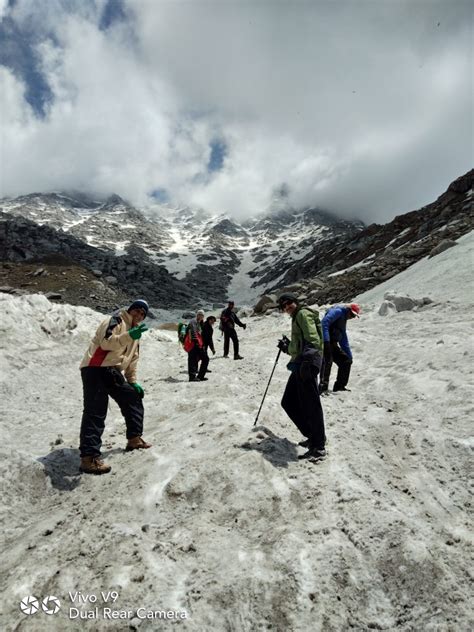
[0, 232, 472, 631]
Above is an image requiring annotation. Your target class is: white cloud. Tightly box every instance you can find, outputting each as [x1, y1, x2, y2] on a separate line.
[0, 0, 472, 222]
[0, 0, 9, 20]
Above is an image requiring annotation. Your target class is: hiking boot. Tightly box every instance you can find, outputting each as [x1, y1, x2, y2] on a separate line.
[298, 439, 310, 448]
[126, 436, 152, 451]
[234, 354, 244, 360]
[333, 386, 351, 392]
[223, 355, 229, 358]
[319, 382, 328, 394]
[206, 370, 212, 373]
[197, 376, 208, 381]
[189, 375, 197, 382]
[79, 456, 111, 475]
[298, 447, 327, 461]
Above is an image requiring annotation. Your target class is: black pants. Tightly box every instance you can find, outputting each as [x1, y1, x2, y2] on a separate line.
[223, 328, 239, 357]
[322, 343, 352, 390]
[188, 345, 209, 379]
[80, 367, 144, 457]
[281, 367, 325, 450]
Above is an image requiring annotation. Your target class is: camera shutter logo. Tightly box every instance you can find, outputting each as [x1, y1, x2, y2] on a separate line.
[42, 596, 61, 615]
[20, 596, 39, 615]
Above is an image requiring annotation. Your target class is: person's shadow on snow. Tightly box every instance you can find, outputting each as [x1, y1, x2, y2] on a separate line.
[239, 426, 299, 468]
[38, 448, 82, 491]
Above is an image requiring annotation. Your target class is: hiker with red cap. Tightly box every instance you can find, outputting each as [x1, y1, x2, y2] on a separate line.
[320, 303, 360, 393]
[78, 299, 152, 474]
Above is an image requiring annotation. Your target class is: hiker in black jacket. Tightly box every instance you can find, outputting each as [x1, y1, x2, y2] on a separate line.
[220, 300, 246, 360]
[202, 316, 216, 356]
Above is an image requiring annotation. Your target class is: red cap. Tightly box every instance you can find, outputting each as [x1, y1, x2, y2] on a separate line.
[349, 303, 361, 317]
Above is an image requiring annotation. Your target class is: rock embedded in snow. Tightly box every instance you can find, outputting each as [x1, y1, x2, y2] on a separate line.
[382, 292, 429, 312]
[429, 239, 457, 258]
[378, 300, 396, 316]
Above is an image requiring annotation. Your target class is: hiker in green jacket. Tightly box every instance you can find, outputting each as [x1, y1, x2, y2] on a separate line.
[277, 293, 326, 461]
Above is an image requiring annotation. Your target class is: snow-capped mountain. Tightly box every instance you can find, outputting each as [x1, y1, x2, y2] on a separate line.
[1, 169, 472, 310]
[0, 192, 363, 306]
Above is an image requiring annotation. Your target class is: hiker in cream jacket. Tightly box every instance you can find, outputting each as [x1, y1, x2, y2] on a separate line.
[79, 300, 152, 475]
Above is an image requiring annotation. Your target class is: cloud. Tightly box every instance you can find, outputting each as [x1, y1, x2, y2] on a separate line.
[0, 0, 472, 222]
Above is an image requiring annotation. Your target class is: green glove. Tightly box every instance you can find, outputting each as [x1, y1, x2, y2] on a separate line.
[128, 323, 148, 340]
[130, 382, 144, 398]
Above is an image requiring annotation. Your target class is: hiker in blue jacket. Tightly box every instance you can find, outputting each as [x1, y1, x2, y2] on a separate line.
[320, 303, 360, 393]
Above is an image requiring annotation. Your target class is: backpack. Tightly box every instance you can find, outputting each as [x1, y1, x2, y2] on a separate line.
[177, 322, 188, 345]
[177, 321, 201, 353]
[297, 307, 323, 350]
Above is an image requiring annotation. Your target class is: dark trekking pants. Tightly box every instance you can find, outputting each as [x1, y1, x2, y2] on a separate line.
[321, 343, 352, 390]
[223, 328, 239, 357]
[281, 367, 326, 450]
[188, 345, 209, 379]
[80, 367, 144, 457]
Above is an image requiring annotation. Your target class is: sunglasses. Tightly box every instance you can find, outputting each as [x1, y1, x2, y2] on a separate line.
[280, 301, 293, 309]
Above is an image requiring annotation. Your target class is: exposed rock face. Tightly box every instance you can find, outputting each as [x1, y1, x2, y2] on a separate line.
[0, 213, 194, 310]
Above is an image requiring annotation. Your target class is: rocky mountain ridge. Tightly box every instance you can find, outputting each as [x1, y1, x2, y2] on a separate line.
[264, 169, 473, 307]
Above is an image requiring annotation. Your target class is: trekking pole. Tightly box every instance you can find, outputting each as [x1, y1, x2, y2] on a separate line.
[253, 348, 282, 426]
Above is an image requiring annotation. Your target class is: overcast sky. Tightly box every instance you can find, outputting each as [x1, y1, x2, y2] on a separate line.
[0, 0, 472, 222]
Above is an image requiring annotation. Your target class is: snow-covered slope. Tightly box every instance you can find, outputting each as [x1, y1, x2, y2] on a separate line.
[0, 233, 472, 630]
[356, 230, 474, 305]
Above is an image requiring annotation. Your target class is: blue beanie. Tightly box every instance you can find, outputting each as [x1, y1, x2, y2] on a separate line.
[128, 299, 149, 317]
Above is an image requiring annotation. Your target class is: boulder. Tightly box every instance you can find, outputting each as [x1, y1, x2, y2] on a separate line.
[428, 239, 457, 258]
[280, 283, 304, 293]
[253, 294, 277, 314]
[308, 277, 326, 290]
[378, 300, 396, 316]
[383, 292, 426, 312]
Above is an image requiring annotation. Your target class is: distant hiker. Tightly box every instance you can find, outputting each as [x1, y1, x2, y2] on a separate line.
[187, 309, 209, 381]
[202, 316, 216, 373]
[277, 293, 326, 461]
[202, 316, 217, 355]
[220, 300, 246, 360]
[79, 299, 152, 475]
[320, 303, 360, 393]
